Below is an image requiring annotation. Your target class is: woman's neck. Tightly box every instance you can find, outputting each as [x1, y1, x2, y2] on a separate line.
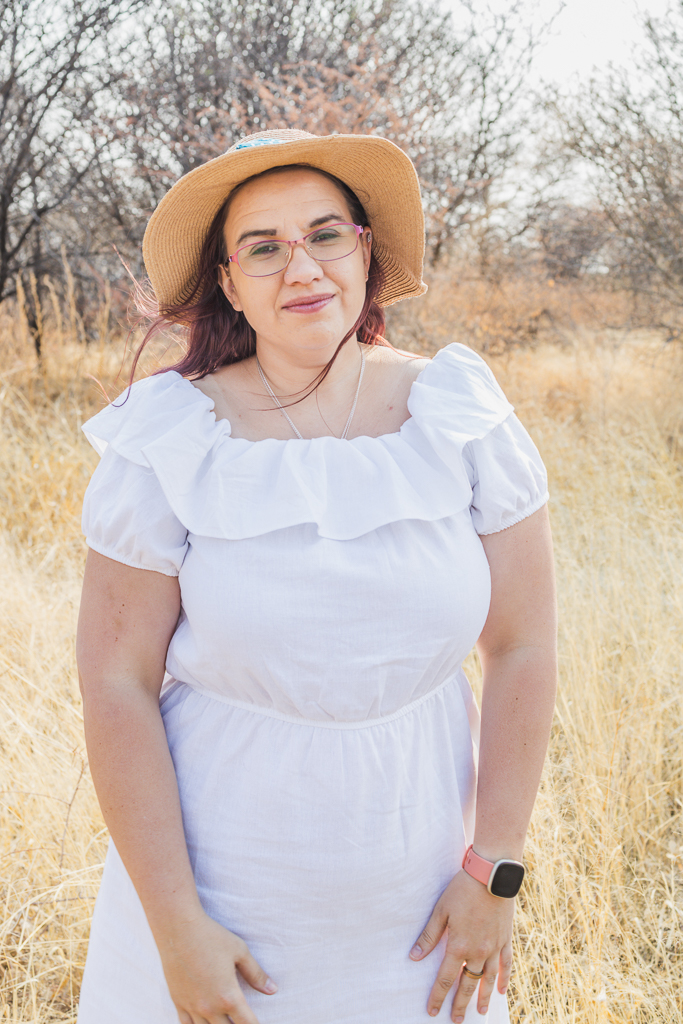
[253, 335, 363, 400]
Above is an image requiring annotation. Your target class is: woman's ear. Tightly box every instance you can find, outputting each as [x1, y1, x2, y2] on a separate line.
[362, 229, 372, 279]
[218, 265, 243, 312]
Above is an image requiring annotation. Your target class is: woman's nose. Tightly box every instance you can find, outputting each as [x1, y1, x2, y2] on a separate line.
[283, 241, 324, 284]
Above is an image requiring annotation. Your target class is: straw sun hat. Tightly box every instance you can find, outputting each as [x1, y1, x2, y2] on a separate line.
[142, 128, 428, 311]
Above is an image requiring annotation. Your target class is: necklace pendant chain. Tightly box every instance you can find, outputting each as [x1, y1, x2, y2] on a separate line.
[256, 346, 366, 441]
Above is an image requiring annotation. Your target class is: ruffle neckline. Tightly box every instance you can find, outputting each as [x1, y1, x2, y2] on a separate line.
[83, 343, 513, 540]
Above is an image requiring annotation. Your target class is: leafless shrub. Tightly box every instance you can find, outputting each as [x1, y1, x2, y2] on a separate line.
[547, 1, 683, 331]
[0, 0, 146, 353]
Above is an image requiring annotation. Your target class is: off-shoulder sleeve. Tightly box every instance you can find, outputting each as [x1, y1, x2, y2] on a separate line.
[463, 412, 549, 535]
[82, 445, 189, 576]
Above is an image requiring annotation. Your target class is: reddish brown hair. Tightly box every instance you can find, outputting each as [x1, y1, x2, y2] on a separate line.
[132, 165, 389, 394]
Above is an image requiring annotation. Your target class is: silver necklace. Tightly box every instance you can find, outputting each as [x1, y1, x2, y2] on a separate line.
[256, 346, 366, 441]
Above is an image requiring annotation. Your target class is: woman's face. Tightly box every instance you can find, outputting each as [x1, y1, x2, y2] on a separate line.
[219, 168, 372, 358]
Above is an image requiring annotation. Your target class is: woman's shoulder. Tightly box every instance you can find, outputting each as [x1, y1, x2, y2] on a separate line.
[377, 341, 507, 396]
[86, 370, 195, 418]
[409, 343, 513, 426]
[419, 341, 504, 384]
[82, 370, 219, 463]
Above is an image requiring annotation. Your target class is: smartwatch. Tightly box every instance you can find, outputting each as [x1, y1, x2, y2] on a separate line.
[462, 845, 525, 899]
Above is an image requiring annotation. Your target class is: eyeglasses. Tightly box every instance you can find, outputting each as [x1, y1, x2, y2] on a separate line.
[227, 222, 364, 278]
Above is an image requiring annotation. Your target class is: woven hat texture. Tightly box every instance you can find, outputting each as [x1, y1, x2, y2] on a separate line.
[142, 129, 427, 310]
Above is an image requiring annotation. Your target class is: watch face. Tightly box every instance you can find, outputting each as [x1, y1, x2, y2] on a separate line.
[490, 861, 525, 898]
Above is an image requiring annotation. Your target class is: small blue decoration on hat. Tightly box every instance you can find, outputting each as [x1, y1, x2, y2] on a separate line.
[235, 137, 289, 150]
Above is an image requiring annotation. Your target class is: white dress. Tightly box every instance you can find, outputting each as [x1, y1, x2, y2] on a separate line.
[77, 343, 548, 1024]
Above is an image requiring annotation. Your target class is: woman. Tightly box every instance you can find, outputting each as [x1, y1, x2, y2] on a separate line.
[76, 129, 557, 1024]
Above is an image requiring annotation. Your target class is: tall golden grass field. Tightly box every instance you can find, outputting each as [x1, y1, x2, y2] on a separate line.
[1, 286, 682, 1022]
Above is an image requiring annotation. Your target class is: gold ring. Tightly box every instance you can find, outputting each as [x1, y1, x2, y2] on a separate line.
[462, 965, 485, 980]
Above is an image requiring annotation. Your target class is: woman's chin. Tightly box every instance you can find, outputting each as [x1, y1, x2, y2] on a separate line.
[261, 319, 357, 351]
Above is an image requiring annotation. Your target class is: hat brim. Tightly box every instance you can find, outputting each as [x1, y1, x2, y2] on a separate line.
[142, 134, 427, 310]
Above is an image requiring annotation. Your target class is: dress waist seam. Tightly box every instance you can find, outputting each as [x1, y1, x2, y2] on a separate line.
[166, 673, 459, 729]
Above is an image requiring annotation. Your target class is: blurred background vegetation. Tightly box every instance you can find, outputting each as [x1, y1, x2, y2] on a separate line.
[4, 0, 683, 353]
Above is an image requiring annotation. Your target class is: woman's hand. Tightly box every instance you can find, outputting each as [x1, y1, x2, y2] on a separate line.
[409, 869, 514, 1021]
[155, 910, 277, 1024]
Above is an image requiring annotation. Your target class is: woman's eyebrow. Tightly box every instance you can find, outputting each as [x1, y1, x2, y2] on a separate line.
[308, 213, 345, 228]
[235, 227, 278, 246]
[235, 213, 345, 247]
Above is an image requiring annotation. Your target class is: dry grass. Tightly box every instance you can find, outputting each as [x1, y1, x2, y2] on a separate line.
[385, 267, 667, 356]
[0, 295, 682, 1022]
[485, 338, 683, 1022]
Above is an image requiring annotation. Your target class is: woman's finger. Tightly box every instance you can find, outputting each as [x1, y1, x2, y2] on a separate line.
[410, 904, 448, 960]
[425, 943, 466, 1017]
[180, 988, 259, 1024]
[206, 992, 260, 1024]
[234, 942, 278, 995]
[448, 960, 485, 1023]
[497, 940, 513, 994]
[476, 956, 499, 1016]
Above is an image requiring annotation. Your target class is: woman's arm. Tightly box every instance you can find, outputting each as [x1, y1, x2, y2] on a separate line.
[409, 505, 557, 1021]
[77, 550, 277, 1024]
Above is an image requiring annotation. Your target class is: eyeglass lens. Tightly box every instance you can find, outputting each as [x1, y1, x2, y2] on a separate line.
[237, 223, 359, 277]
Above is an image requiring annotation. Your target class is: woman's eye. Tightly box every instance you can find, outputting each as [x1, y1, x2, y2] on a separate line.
[248, 242, 281, 258]
[310, 229, 341, 244]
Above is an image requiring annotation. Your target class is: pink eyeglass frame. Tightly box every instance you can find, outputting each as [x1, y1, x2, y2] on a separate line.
[227, 222, 364, 277]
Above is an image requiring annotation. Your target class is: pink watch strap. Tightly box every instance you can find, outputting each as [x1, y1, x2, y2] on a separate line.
[462, 845, 493, 886]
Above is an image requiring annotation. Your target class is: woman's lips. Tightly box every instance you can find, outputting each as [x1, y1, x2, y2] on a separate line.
[281, 293, 335, 314]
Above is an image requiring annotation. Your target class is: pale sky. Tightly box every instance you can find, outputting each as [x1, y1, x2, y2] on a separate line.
[452, 0, 674, 85]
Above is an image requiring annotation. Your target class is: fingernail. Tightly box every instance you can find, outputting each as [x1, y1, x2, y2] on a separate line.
[454, 1017, 464, 1023]
[264, 979, 278, 994]
[410, 944, 422, 959]
[501, 988, 507, 995]
[429, 1010, 438, 1018]
[480, 1007, 488, 1015]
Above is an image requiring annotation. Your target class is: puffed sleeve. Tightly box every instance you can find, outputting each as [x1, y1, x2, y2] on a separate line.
[463, 412, 549, 535]
[82, 445, 189, 576]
